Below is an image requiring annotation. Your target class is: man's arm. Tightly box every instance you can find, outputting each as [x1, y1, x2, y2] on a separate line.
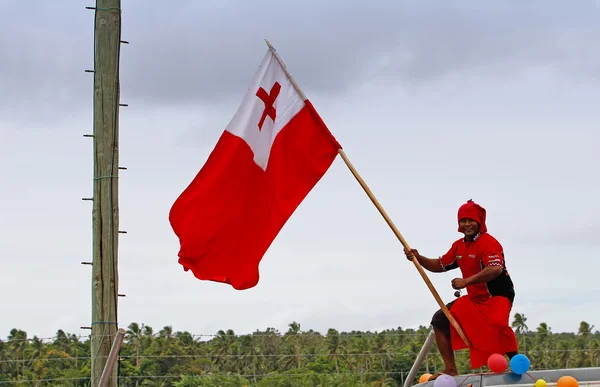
[464, 265, 502, 286]
[465, 240, 505, 286]
[405, 249, 449, 273]
[417, 255, 446, 273]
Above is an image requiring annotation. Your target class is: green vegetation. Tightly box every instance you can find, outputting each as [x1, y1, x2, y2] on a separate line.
[0, 314, 598, 386]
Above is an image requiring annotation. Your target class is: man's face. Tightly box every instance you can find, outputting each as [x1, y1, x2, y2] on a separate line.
[459, 218, 480, 238]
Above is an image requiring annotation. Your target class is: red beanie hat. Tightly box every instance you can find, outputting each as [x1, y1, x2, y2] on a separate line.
[457, 199, 487, 233]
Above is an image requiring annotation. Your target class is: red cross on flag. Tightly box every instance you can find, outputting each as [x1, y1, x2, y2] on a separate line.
[169, 46, 342, 290]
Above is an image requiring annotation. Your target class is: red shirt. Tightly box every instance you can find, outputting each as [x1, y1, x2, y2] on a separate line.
[439, 232, 515, 303]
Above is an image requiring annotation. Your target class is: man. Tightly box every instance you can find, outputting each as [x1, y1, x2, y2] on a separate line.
[405, 199, 518, 379]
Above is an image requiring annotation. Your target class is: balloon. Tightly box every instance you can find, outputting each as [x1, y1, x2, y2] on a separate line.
[535, 379, 547, 387]
[510, 354, 531, 375]
[557, 376, 578, 387]
[433, 374, 457, 387]
[420, 374, 433, 383]
[487, 353, 508, 373]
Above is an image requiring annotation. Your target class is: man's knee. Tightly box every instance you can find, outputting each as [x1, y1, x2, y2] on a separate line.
[431, 309, 450, 334]
[430, 301, 455, 334]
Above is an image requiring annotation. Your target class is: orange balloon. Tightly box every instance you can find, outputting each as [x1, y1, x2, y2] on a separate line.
[557, 376, 578, 387]
[420, 373, 432, 383]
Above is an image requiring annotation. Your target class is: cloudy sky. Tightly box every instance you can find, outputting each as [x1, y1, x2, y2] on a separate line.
[1, 0, 599, 342]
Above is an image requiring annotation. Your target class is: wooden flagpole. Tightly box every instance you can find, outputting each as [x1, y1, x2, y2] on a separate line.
[265, 39, 471, 347]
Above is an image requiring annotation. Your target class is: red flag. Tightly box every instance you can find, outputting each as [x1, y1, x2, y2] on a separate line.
[169, 48, 342, 290]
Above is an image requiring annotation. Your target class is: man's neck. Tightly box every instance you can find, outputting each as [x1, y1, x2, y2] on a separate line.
[464, 232, 482, 242]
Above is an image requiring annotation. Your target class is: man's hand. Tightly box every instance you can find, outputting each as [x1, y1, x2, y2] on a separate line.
[451, 278, 469, 290]
[404, 248, 420, 261]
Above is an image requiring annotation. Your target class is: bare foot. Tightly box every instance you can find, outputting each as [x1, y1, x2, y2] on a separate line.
[428, 370, 458, 381]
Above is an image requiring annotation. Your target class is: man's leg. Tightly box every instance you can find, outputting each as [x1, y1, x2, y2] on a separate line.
[498, 298, 519, 360]
[429, 301, 458, 379]
[433, 326, 457, 375]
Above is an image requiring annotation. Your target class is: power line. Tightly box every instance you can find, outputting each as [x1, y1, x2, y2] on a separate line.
[2, 329, 597, 343]
[0, 331, 436, 342]
[1, 327, 593, 344]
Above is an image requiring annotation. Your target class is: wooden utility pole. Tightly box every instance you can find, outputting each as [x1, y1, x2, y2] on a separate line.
[90, 1, 122, 386]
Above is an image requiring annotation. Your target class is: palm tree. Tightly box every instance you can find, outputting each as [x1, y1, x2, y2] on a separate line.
[239, 334, 262, 384]
[326, 328, 344, 374]
[0, 340, 9, 375]
[512, 313, 529, 334]
[536, 322, 551, 340]
[534, 323, 553, 369]
[283, 321, 303, 369]
[578, 321, 595, 366]
[578, 321, 594, 338]
[8, 329, 27, 379]
[126, 322, 144, 367]
[512, 313, 529, 353]
[211, 329, 238, 373]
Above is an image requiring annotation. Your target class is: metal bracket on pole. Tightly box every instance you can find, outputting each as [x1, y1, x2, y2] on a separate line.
[98, 328, 126, 387]
[403, 329, 436, 387]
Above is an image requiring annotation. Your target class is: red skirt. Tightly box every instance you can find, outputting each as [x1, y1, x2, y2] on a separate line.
[449, 295, 519, 369]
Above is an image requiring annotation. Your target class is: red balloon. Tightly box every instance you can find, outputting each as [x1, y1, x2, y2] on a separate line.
[487, 353, 508, 373]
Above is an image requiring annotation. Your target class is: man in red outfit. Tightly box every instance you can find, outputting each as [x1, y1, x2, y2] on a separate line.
[405, 199, 518, 379]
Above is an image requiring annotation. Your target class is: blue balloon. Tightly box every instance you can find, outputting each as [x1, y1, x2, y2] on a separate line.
[510, 354, 530, 375]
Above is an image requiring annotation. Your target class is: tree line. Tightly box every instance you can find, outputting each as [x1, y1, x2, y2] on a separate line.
[0, 313, 598, 386]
